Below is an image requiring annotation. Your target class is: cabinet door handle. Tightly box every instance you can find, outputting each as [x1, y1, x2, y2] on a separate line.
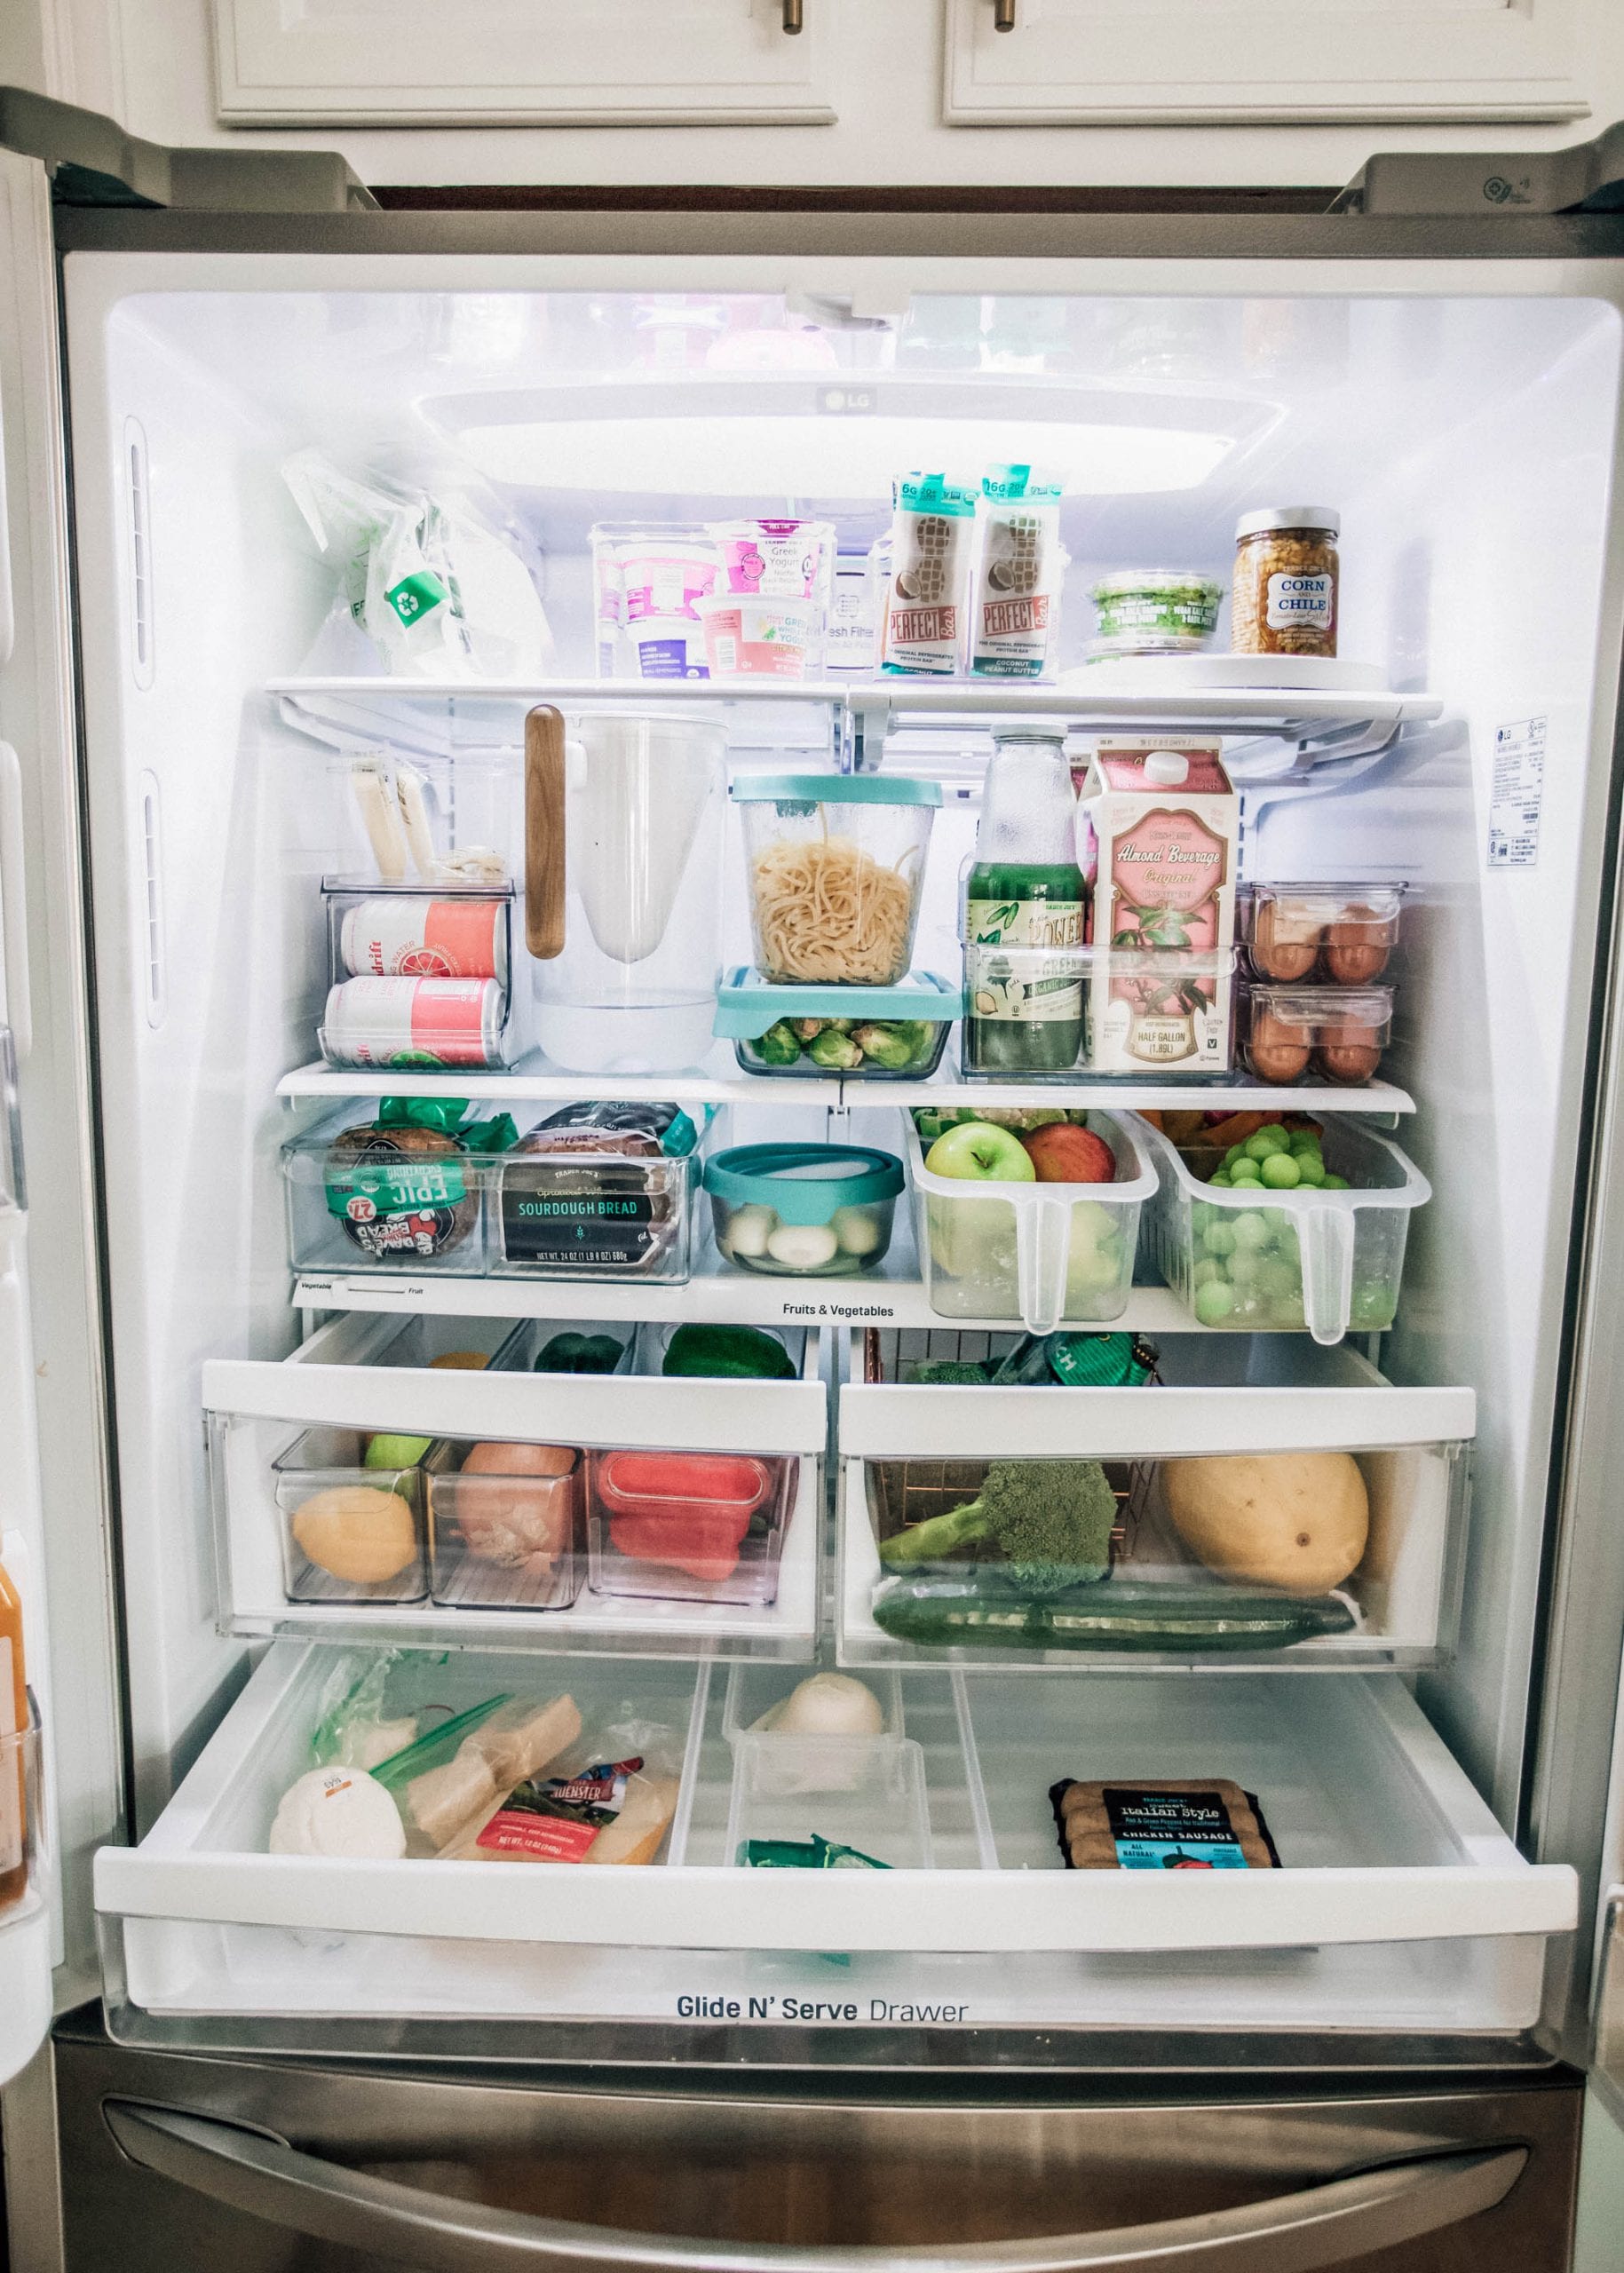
[782, 0, 804, 30]
[994, 0, 1017, 28]
[100, 2103, 1528, 2273]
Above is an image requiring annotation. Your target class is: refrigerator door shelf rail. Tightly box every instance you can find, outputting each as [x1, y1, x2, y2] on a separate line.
[270, 677, 1445, 786]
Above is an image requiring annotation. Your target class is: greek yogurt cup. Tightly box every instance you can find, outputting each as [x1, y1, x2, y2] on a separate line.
[700, 593, 820, 681]
[624, 614, 710, 680]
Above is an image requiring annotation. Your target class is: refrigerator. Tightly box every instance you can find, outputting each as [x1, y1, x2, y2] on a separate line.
[4, 83, 1624, 2272]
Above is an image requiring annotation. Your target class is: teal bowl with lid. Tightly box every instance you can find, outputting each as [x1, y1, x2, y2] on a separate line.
[705, 1142, 905, 1277]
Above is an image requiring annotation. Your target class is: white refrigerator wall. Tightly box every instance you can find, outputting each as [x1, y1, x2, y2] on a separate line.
[59, 252, 1624, 1848]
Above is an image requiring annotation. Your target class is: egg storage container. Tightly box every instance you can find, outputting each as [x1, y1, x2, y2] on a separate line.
[733, 775, 939, 989]
[587, 1448, 797, 1606]
[1137, 1114, 1431, 1346]
[490, 1103, 710, 1287]
[271, 1425, 429, 1604]
[319, 881, 519, 1073]
[715, 968, 962, 1080]
[425, 1439, 583, 1613]
[282, 1101, 503, 1278]
[1240, 982, 1396, 1087]
[725, 1729, 933, 1870]
[1240, 881, 1406, 985]
[706, 1143, 904, 1278]
[906, 1113, 1155, 1332]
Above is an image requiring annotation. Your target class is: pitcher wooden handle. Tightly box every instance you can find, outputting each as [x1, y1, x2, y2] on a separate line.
[525, 705, 567, 961]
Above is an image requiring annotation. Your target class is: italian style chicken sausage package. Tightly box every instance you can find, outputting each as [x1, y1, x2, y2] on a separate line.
[282, 450, 554, 680]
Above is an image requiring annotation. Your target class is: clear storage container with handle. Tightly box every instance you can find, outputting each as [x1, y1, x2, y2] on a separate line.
[1137, 1114, 1430, 1346]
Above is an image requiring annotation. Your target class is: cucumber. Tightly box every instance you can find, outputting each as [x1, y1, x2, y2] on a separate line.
[870, 1572, 1354, 1654]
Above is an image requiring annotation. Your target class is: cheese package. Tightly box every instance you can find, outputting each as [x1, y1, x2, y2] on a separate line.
[1050, 1778, 1279, 1871]
[462, 1757, 679, 1866]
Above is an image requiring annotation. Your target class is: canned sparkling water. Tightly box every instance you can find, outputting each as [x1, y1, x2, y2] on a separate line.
[321, 978, 508, 1069]
[338, 896, 508, 983]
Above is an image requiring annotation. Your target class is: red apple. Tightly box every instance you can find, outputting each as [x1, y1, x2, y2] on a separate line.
[1021, 1122, 1117, 1184]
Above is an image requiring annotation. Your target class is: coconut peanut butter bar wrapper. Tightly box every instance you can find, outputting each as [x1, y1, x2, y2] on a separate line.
[1049, 1778, 1279, 1871]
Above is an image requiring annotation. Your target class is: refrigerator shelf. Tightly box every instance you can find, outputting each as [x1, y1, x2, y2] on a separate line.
[204, 1312, 825, 1659]
[275, 1051, 1418, 1117]
[836, 1332, 1473, 1673]
[95, 1639, 1573, 2045]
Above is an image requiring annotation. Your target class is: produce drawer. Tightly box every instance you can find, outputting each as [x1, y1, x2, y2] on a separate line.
[202, 1311, 827, 1658]
[837, 1331, 1472, 1670]
[95, 1640, 1573, 2046]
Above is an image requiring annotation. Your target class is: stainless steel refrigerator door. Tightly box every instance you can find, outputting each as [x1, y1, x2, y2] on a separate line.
[53, 2016, 1581, 2273]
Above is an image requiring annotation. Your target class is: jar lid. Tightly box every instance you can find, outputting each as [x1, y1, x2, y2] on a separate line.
[704, 1143, 904, 1223]
[1235, 508, 1340, 542]
[730, 772, 942, 806]
[991, 719, 1072, 743]
[1090, 572, 1224, 600]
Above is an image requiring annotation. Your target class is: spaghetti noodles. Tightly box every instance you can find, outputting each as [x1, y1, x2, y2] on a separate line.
[749, 833, 919, 985]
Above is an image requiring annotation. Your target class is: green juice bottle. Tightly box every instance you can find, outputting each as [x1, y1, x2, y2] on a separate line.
[963, 726, 1086, 1074]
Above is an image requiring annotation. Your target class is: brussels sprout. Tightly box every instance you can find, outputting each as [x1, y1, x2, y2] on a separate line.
[805, 1027, 863, 1069]
[826, 1018, 856, 1034]
[753, 1020, 804, 1066]
[851, 1020, 931, 1070]
[790, 1018, 826, 1043]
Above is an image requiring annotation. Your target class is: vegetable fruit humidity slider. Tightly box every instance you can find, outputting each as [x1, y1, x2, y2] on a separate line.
[878, 1459, 1118, 1590]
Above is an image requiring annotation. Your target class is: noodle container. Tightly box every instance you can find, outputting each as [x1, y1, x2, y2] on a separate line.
[731, 774, 940, 989]
[698, 594, 820, 682]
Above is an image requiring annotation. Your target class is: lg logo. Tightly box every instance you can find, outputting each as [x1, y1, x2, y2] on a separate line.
[1483, 174, 1533, 205]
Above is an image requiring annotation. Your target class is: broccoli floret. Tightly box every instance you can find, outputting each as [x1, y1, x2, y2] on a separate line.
[877, 1459, 1117, 1594]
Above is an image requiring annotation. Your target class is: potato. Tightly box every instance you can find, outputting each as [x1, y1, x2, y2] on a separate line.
[1161, 1452, 1368, 1594]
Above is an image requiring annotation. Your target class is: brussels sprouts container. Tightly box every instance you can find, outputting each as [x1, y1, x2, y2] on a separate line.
[905, 1113, 1154, 1332]
[1137, 1114, 1430, 1346]
[706, 1143, 905, 1278]
[715, 968, 962, 1080]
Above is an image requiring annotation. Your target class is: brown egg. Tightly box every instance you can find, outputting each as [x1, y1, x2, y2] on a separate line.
[1316, 1022, 1383, 1084]
[1251, 902, 1319, 982]
[1247, 1010, 1312, 1084]
[1324, 917, 1392, 986]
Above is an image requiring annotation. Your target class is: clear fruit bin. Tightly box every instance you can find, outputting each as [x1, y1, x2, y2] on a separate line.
[714, 967, 961, 1081]
[271, 1425, 429, 1604]
[587, 1448, 798, 1608]
[488, 1318, 638, 1378]
[1240, 881, 1406, 986]
[1240, 982, 1396, 1088]
[426, 1440, 583, 1613]
[283, 1102, 504, 1278]
[906, 1113, 1155, 1333]
[1137, 1114, 1431, 1346]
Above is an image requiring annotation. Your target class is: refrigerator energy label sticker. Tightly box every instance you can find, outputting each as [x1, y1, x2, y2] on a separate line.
[1488, 717, 1547, 869]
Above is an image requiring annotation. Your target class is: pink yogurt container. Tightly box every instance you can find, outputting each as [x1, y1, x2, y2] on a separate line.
[699, 595, 820, 682]
[709, 518, 835, 601]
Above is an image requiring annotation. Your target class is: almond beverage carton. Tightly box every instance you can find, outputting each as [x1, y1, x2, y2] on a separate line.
[1073, 738, 1239, 1072]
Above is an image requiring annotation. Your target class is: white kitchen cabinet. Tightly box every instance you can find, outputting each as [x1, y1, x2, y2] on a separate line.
[211, 0, 835, 126]
[943, 0, 1588, 127]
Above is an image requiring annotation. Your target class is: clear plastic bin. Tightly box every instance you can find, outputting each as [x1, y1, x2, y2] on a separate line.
[962, 944, 1235, 1078]
[426, 1440, 583, 1612]
[1240, 881, 1406, 986]
[0, 1693, 43, 1922]
[733, 775, 939, 988]
[491, 1106, 707, 1286]
[489, 1318, 637, 1378]
[725, 1730, 932, 1870]
[587, 1448, 797, 1607]
[1241, 982, 1395, 1087]
[1138, 1114, 1431, 1346]
[721, 1665, 903, 1745]
[907, 1113, 1155, 1332]
[326, 749, 515, 893]
[272, 1425, 429, 1604]
[319, 881, 517, 1072]
[283, 1105, 498, 1277]
[715, 968, 961, 1081]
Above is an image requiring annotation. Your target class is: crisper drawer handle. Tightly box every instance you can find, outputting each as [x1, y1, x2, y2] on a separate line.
[100, 2103, 1526, 2273]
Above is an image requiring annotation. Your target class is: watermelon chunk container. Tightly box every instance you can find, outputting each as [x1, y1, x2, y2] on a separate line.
[1137, 1114, 1431, 1347]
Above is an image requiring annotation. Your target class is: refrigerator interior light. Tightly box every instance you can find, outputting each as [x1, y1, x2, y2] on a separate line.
[446, 413, 1237, 498]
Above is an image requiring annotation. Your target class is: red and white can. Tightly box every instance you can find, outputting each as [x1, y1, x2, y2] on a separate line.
[321, 978, 508, 1069]
[339, 896, 508, 984]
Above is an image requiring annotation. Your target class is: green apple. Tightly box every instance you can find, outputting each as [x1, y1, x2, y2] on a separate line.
[364, 1432, 432, 1470]
[924, 1121, 1036, 1182]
